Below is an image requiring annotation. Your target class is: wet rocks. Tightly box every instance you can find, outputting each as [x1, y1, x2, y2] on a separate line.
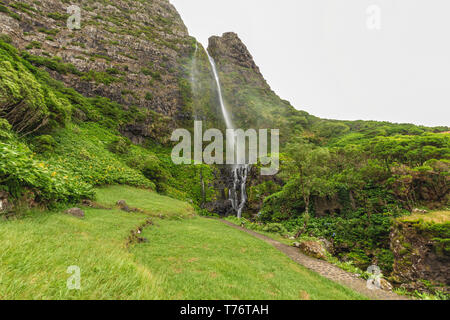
[203, 199, 233, 216]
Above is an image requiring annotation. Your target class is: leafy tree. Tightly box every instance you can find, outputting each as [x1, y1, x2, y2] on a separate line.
[285, 140, 335, 236]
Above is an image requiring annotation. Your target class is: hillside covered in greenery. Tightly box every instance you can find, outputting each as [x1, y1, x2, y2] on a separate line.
[0, 0, 449, 300]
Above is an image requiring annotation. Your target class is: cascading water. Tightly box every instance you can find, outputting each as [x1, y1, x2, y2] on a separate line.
[206, 52, 250, 218]
[207, 53, 234, 131]
[231, 165, 250, 218]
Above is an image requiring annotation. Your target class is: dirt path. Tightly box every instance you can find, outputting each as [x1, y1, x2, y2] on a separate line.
[220, 220, 408, 300]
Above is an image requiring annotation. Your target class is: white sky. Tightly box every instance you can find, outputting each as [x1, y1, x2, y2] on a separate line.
[170, 0, 450, 127]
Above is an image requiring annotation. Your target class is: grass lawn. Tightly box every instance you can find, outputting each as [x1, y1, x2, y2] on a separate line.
[132, 217, 366, 300]
[0, 186, 365, 300]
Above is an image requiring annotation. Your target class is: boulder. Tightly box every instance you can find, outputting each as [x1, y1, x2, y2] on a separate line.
[0, 191, 11, 213]
[117, 200, 127, 207]
[116, 200, 131, 212]
[379, 278, 393, 291]
[298, 241, 328, 260]
[65, 208, 85, 218]
[115, 200, 142, 213]
[319, 238, 334, 254]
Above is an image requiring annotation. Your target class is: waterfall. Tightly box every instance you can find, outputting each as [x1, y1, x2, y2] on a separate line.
[206, 51, 250, 218]
[207, 53, 234, 131]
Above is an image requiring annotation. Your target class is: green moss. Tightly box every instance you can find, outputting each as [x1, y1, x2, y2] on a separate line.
[81, 70, 120, 85]
[25, 41, 41, 50]
[47, 12, 69, 21]
[21, 52, 82, 76]
[37, 27, 59, 36]
[144, 92, 153, 101]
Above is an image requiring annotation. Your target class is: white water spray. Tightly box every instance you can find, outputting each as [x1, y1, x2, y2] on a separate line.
[206, 51, 250, 218]
[207, 53, 235, 131]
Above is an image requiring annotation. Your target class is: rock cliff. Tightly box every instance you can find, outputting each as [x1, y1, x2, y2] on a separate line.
[0, 0, 194, 127]
[390, 218, 450, 294]
[207, 32, 316, 144]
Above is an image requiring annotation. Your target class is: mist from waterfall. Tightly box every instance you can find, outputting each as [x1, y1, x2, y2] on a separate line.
[206, 53, 234, 131]
[205, 51, 250, 218]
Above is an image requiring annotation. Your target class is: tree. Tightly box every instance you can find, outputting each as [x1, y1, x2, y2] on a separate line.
[285, 139, 335, 237]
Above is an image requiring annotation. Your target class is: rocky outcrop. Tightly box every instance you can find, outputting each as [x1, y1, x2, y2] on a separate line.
[313, 195, 343, 217]
[203, 199, 233, 216]
[390, 219, 450, 293]
[0, 0, 193, 126]
[208, 32, 268, 89]
[206, 32, 307, 139]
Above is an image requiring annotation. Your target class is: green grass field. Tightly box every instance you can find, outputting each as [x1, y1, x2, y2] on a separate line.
[399, 210, 450, 224]
[0, 186, 365, 300]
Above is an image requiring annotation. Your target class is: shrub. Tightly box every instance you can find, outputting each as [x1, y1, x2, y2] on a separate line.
[108, 136, 131, 155]
[262, 223, 288, 235]
[0, 136, 93, 204]
[142, 155, 168, 193]
[0, 34, 12, 43]
[32, 134, 56, 153]
[145, 92, 153, 101]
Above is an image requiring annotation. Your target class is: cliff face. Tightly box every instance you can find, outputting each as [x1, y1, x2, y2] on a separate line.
[0, 0, 193, 121]
[208, 32, 268, 89]
[0, 2, 313, 143]
[207, 32, 314, 143]
[390, 219, 450, 294]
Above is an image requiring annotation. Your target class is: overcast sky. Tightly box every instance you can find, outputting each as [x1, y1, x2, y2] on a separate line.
[170, 0, 450, 127]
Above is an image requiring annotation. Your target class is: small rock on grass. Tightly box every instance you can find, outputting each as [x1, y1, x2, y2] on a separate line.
[65, 208, 85, 218]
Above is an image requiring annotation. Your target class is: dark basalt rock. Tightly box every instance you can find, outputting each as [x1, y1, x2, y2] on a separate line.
[203, 199, 234, 216]
[207, 32, 269, 89]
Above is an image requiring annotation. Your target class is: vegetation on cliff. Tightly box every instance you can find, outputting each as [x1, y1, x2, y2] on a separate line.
[0, 0, 448, 300]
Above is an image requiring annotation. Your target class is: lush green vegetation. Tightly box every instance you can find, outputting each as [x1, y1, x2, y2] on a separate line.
[0, 186, 364, 300]
[0, 12, 448, 299]
[133, 217, 365, 300]
[254, 132, 449, 276]
[214, 46, 449, 290]
[0, 39, 213, 212]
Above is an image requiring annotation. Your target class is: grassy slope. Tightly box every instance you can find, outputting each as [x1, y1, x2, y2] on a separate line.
[0, 186, 365, 300]
[133, 217, 365, 300]
[399, 210, 450, 224]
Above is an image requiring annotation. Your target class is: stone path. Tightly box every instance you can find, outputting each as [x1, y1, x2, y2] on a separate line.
[220, 220, 408, 300]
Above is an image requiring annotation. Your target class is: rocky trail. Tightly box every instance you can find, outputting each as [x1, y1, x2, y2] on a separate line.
[220, 220, 409, 300]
